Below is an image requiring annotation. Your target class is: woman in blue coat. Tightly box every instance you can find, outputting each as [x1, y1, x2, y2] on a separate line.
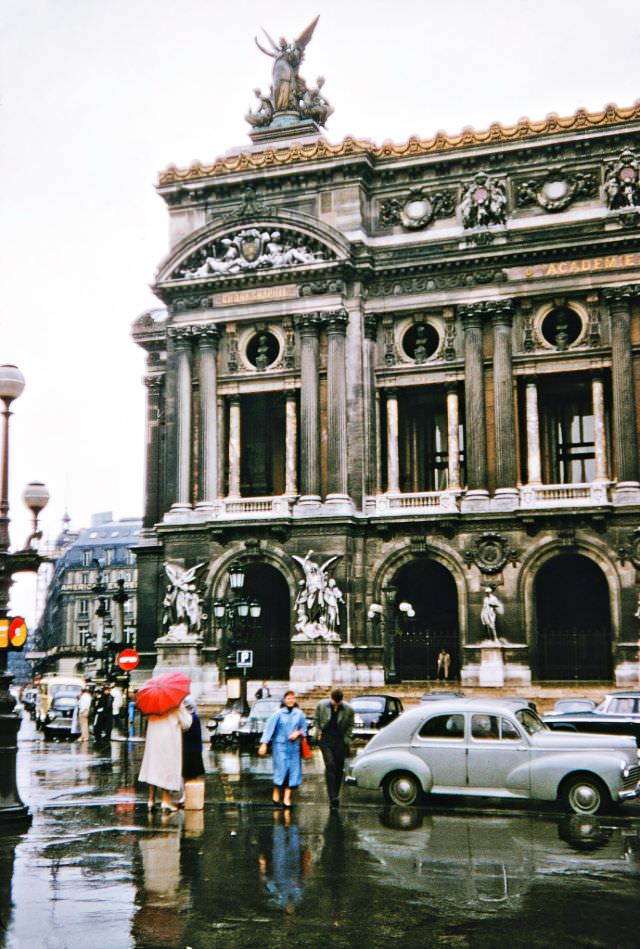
[258, 690, 307, 807]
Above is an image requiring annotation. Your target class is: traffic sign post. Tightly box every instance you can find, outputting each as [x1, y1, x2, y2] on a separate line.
[236, 649, 253, 668]
[0, 616, 28, 650]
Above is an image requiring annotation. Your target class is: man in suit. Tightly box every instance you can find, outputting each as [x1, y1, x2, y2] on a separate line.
[313, 688, 354, 809]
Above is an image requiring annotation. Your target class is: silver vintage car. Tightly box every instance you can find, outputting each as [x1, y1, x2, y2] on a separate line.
[346, 698, 640, 815]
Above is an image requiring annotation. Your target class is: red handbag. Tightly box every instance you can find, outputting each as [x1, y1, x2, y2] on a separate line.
[301, 736, 312, 760]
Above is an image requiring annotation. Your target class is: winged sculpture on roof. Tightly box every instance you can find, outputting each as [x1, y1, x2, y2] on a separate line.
[247, 16, 333, 129]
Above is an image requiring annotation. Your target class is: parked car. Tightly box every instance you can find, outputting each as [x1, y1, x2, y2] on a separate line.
[43, 694, 78, 741]
[552, 698, 598, 714]
[543, 691, 640, 746]
[207, 699, 248, 746]
[346, 698, 640, 815]
[237, 697, 282, 748]
[420, 690, 465, 702]
[351, 695, 404, 739]
[35, 675, 85, 729]
[21, 686, 38, 716]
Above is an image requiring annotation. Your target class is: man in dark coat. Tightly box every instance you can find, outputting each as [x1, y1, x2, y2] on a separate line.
[313, 688, 354, 809]
[93, 686, 114, 744]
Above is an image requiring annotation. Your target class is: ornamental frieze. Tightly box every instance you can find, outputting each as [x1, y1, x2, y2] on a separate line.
[515, 167, 597, 211]
[168, 226, 337, 282]
[368, 269, 507, 297]
[378, 188, 456, 230]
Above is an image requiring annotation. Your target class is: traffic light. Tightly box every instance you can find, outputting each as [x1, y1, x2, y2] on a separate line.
[96, 597, 108, 618]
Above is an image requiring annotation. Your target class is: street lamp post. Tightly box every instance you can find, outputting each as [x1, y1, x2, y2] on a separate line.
[0, 365, 49, 826]
[212, 561, 262, 712]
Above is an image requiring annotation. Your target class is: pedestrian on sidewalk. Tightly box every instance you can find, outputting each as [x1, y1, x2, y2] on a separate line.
[78, 687, 92, 742]
[139, 700, 192, 813]
[313, 688, 354, 809]
[93, 685, 114, 745]
[258, 690, 307, 808]
[255, 680, 271, 699]
[180, 695, 205, 799]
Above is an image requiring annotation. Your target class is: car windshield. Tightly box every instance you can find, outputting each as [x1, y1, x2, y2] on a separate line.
[515, 708, 547, 735]
[351, 698, 384, 712]
[251, 700, 279, 717]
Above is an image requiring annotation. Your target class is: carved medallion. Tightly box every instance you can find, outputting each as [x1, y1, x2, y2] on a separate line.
[463, 533, 518, 574]
[516, 168, 597, 212]
[460, 173, 507, 229]
[604, 149, 640, 212]
[379, 188, 455, 231]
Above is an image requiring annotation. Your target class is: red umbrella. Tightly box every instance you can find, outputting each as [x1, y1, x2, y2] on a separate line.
[135, 672, 191, 715]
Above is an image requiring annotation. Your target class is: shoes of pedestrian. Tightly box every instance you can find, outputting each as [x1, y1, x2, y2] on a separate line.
[161, 803, 178, 813]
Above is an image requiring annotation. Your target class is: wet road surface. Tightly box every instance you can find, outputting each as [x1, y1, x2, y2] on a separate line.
[1, 715, 639, 948]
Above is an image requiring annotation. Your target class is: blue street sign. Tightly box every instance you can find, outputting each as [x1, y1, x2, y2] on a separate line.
[236, 649, 253, 668]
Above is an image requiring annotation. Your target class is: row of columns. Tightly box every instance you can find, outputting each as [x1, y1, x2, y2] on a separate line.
[382, 290, 640, 496]
[165, 311, 350, 512]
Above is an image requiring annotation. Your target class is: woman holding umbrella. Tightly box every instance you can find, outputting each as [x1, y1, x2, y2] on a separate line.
[137, 673, 193, 812]
[258, 690, 307, 808]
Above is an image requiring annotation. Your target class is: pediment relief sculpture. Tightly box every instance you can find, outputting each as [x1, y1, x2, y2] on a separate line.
[168, 226, 337, 282]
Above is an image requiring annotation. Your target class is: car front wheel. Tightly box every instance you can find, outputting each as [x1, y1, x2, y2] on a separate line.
[561, 774, 610, 816]
[383, 771, 423, 806]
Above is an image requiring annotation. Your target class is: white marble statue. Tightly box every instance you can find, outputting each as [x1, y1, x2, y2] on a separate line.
[291, 550, 343, 641]
[161, 562, 208, 639]
[480, 587, 504, 642]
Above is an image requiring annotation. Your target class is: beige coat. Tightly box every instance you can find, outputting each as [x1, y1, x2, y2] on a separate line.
[138, 705, 192, 791]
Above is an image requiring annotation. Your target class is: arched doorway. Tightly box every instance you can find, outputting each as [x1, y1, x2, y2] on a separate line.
[391, 559, 459, 681]
[241, 563, 290, 680]
[534, 554, 612, 681]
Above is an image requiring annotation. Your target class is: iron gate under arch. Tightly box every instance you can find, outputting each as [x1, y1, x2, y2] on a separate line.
[534, 553, 613, 681]
[392, 559, 460, 681]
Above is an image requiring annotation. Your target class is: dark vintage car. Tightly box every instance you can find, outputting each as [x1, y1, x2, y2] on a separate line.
[351, 695, 404, 739]
[206, 698, 249, 746]
[543, 691, 640, 747]
[43, 694, 78, 741]
[237, 697, 282, 748]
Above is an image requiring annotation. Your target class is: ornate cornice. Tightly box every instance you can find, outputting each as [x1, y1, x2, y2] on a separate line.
[158, 101, 640, 185]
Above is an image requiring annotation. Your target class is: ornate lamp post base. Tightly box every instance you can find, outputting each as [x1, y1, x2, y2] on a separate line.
[0, 673, 31, 826]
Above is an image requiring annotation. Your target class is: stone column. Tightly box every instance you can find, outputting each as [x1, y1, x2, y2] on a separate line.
[525, 379, 542, 484]
[604, 287, 640, 503]
[284, 390, 298, 496]
[227, 395, 241, 497]
[195, 326, 220, 508]
[446, 383, 461, 489]
[386, 388, 400, 493]
[458, 304, 489, 509]
[326, 310, 351, 509]
[143, 374, 164, 528]
[171, 327, 192, 513]
[295, 314, 323, 508]
[491, 301, 518, 509]
[591, 372, 608, 481]
[364, 314, 379, 497]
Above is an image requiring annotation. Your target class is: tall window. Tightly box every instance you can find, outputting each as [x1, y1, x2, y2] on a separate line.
[398, 388, 465, 491]
[540, 378, 597, 484]
[238, 393, 286, 497]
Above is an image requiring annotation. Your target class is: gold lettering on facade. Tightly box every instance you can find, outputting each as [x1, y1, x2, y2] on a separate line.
[512, 253, 640, 281]
[213, 284, 299, 306]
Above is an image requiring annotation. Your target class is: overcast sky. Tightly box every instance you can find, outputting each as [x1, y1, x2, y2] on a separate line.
[2, 0, 639, 619]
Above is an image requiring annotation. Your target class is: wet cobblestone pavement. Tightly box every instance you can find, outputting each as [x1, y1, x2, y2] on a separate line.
[1, 715, 639, 948]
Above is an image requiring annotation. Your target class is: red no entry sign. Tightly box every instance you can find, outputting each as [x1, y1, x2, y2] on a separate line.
[117, 648, 140, 670]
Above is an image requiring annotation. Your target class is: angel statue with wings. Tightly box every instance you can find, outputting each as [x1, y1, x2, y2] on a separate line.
[291, 550, 342, 641]
[162, 561, 208, 638]
[249, 16, 332, 129]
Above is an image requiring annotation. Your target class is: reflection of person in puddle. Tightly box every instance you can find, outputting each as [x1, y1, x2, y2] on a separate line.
[132, 829, 188, 947]
[258, 809, 311, 915]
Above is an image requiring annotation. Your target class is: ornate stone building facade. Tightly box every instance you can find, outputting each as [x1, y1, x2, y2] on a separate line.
[132, 53, 640, 688]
